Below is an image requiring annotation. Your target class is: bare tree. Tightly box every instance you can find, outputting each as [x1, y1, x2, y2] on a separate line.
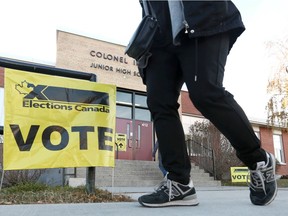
[3, 169, 44, 187]
[266, 37, 288, 128]
[188, 120, 242, 180]
[0, 139, 43, 187]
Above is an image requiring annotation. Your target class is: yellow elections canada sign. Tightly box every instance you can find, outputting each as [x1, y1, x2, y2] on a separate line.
[4, 69, 116, 170]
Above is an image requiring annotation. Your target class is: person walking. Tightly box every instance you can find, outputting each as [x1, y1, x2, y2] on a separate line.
[136, 0, 277, 207]
[152, 141, 168, 177]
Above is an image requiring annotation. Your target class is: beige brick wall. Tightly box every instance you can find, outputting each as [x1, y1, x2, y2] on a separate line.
[56, 31, 145, 92]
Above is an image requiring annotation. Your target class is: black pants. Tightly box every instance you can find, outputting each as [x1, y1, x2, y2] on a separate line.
[145, 33, 267, 184]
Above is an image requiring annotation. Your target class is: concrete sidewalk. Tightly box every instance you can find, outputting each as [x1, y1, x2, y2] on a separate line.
[1, 187, 288, 216]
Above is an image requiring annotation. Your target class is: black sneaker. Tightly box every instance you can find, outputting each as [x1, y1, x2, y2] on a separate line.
[249, 152, 278, 205]
[138, 178, 199, 207]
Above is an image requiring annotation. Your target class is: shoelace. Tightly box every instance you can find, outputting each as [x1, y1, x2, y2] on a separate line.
[154, 179, 173, 201]
[248, 170, 267, 195]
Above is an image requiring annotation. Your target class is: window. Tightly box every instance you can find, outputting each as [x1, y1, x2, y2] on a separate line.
[134, 93, 150, 121]
[116, 91, 133, 119]
[116, 105, 132, 119]
[135, 108, 150, 121]
[116, 91, 132, 105]
[116, 90, 151, 121]
[135, 94, 147, 108]
[273, 133, 285, 163]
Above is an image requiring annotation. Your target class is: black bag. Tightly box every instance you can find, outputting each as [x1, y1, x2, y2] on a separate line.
[124, 15, 158, 61]
[125, 0, 158, 61]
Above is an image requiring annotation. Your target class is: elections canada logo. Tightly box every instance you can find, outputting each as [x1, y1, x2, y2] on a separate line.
[15, 80, 110, 113]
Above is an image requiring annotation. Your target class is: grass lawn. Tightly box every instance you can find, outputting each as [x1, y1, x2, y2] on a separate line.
[0, 183, 133, 205]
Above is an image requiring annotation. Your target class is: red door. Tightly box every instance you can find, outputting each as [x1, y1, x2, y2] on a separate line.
[116, 118, 153, 161]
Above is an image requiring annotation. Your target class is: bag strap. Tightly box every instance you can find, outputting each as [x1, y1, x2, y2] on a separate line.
[143, 0, 157, 18]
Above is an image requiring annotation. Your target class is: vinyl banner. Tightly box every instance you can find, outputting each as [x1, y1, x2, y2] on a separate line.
[4, 68, 116, 170]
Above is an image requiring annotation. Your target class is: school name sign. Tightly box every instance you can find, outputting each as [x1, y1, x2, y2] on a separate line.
[4, 68, 116, 170]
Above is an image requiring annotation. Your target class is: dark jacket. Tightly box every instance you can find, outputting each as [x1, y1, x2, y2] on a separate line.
[140, 0, 245, 50]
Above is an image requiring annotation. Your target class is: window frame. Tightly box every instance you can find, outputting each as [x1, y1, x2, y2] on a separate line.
[116, 89, 151, 122]
[273, 131, 286, 164]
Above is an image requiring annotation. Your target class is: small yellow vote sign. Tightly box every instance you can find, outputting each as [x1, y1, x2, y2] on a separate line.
[230, 167, 249, 183]
[115, 133, 127, 152]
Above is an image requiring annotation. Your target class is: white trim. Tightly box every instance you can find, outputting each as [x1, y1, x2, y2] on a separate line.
[0, 88, 4, 127]
[252, 126, 260, 132]
[273, 133, 285, 163]
[273, 129, 282, 135]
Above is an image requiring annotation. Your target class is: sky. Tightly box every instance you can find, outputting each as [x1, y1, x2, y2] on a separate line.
[0, 0, 288, 125]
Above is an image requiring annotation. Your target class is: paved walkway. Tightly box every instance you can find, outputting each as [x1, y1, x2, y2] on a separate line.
[1, 187, 288, 216]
